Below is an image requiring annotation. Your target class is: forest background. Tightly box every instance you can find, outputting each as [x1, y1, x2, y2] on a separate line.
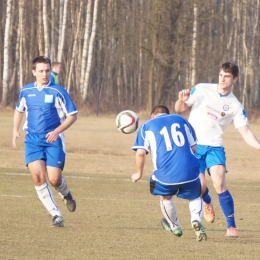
[1, 0, 260, 116]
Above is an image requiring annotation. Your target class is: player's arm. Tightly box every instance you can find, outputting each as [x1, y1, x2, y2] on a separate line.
[175, 89, 190, 113]
[12, 110, 24, 148]
[46, 114, 77, 143]
[132, 149, 146, 183]
[237, 125, 260, 150]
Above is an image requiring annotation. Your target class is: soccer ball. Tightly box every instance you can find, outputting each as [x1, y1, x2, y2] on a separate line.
[116, 110, 139, 134]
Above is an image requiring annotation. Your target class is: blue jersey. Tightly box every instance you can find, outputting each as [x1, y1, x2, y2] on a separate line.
[132, 114, 200, 185]
[16, 81, 78, 134]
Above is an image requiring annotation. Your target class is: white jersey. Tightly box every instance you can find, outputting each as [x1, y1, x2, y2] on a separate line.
[185, 83, 248, 146]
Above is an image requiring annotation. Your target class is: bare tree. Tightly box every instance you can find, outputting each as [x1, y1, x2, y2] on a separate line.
[67, 0, 84, 94]
[79, 0, 93, 94]
[190, 3, 198, 87]
[2, 0, 13, 106]
[57, 0, 68, 62]
[42, 0, 50, 56]
[82, 0, 99, 101]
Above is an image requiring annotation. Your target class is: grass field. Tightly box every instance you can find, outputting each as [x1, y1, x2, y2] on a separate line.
[1, 109, 260, 260]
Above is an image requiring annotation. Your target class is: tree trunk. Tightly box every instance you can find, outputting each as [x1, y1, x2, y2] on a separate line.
[190, 3, 197, 87]
[2, 0, 13, 106]
[82, 0, 99, 101]
[37, 0, 44, 55]
[57, 0, 68, 62]
[43, 0, 50, 56]
[19, 0, 25, 89]
[67, 0, 84, 94]
[79, 0, 93, 94]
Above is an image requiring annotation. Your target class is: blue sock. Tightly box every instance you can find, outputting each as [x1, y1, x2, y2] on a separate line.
[218, 190, 236, 228]
[202, 187, 211, 204]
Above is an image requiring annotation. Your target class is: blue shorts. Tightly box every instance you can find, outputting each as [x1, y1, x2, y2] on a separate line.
[195, 145, 226, 175]
[24, 133, 65, 169]
[150, 177, 201, 200]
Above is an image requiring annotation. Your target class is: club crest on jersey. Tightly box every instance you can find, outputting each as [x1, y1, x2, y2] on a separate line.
[45, 95, 53, 103]
[223, 105, 229, 111]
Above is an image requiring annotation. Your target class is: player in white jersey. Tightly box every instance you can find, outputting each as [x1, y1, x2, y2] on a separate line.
[12, 56, 78, 227]
[175, 62, 260, 237]
[132, 105, 207, 241]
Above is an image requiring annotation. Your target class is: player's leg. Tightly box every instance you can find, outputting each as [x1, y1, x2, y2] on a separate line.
[210, 164, 238, 237]
[200, 173, 215, 223]
[28, 160, 64, 227]
[189, 196, 207, 241]
[178, 178, 207, 241]
[47, 166, 76, 212]
[46, 137, 76, 212]
[150, 179, 182, 237]
[25, 134, 64, 227]
[160, 195, 182, 236]
[196, 145, 215, 223]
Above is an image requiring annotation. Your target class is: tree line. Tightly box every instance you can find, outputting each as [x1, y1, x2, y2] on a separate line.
[1, 0, 260, 115]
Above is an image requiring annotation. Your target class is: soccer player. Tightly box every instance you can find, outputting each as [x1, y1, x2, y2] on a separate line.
[132, 105, 207, 241]
[50, 61, 62, 84]
[12, 56, 78, 227]
[175, 62, 260, 237]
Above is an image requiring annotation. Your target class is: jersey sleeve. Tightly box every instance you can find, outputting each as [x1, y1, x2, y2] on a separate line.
[233, 106, 249, 129]
[56, 86, 78, 116]
[132, 123, 150, 153]
[184, 121, 197, 147]
[185, 84, 200, 107]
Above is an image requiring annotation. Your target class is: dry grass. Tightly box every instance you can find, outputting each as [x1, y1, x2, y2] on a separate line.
[1, 109, 260, 260]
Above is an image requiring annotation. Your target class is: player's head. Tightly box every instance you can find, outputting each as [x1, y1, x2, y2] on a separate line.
[32, 56, 51, 70]
[218, 62, 238, 89]
[219, 62, 239, 78]
[51, 62, 62, 74]
[150, 105, 169, 118]
[32, 56, 51, 86]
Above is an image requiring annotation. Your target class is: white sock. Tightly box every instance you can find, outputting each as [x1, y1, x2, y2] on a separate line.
[55, 177, 70, 198]
[189, 196, 203, 223]
[35, 182, 62, 217]
[160, 199, 181, 231]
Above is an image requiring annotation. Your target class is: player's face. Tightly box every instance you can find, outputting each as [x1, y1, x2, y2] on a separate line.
[218, 69, 238, 90]
[32, 63, 51, 86]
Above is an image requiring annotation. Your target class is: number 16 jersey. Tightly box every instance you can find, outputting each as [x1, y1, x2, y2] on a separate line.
[132, 114, 200, 185]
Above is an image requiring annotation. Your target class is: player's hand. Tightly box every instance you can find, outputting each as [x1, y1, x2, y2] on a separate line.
[45, 130, 59, 143]
[178, 89, 190, 102]
[12, 131, 20, 148]
[131, 173, 142, 183]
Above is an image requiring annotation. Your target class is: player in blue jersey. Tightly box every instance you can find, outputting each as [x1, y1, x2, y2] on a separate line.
[50, 61, 62, 84]
[175, 62, 260, 237]
[12, 56, 78, 227]
[132, 105, 207, 241]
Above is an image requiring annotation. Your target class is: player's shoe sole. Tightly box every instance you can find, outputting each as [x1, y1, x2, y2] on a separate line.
[192, 220, 207, 241]
[50, 216, 64, 227]
[160, 218, 183, 237]
[63, 192, 76, 212]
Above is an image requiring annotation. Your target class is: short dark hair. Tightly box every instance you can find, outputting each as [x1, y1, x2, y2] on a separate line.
[32, 56, 51, 70]
[220, 62, 239, 78]
[150, 105, 170, 116]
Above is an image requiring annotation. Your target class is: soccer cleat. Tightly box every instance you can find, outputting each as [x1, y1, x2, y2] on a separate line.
[225, 227, 238, 238]
[203, 202, 215, 223]
[63, 192, 76, 212]
[50, 216, 64, 227]
[192, 220, 207, 241]
[160, 218, 183, 237]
